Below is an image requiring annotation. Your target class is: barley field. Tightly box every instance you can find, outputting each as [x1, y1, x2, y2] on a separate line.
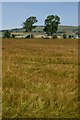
[2, 38, 79, 118]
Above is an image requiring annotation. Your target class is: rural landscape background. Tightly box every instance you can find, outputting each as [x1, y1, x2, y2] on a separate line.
[1, 2, 80, 118]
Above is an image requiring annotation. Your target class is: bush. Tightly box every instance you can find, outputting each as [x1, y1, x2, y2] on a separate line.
[3, 30, 11, 38]
[63, 34, 67, 39]
[12, 34, 15, 38]
[68, 35, 72, 39]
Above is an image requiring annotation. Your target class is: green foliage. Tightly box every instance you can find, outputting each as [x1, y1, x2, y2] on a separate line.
[12, 34, 15, 38]
[63, 34, 67, 39]
[23, 16, 38, 32]
[68, 35, 72, 39]
[3, 30, 11, 38]
[44, 15, 60, 36]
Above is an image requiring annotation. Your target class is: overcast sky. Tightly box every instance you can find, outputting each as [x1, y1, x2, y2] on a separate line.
[0, 2, 79, 30]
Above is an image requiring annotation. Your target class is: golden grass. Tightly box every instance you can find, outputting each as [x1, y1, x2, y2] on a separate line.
[2, 38, 79, 118]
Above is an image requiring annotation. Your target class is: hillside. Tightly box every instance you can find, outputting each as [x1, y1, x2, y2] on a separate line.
[0, 25, 79, 38]
[58, 25, 78, 33]
[32, 25, 78, 33]
[1, 25, 78, 33]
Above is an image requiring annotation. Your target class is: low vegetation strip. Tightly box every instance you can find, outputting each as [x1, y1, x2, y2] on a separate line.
[2, 38, 78, 118]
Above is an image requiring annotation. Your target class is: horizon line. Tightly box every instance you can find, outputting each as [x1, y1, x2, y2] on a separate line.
[0, 24, 79, 31]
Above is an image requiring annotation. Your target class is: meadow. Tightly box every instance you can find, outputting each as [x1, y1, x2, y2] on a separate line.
[2, 38, 79, 118]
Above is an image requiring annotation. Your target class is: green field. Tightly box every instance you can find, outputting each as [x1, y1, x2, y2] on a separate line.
[2, 38, 78, 118]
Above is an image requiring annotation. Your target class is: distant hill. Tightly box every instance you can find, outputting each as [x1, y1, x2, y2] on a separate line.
[10, 25, 78, 33]
[0, 25, 79, 38]
[0, 25, 78, 33]
[58, 25, 78, 33]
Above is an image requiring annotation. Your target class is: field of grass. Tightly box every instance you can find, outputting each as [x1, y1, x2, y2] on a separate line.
[2, 38, 78, 118]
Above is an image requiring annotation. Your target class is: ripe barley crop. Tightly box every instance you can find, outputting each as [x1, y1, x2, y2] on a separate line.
[2, 38, 79, 118]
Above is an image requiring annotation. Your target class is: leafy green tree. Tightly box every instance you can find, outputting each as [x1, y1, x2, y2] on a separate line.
[23, 16, 38, 32]
[3, 30, 11, 38]
[63, 34, 67, 39]
[44, 15, 60, 36]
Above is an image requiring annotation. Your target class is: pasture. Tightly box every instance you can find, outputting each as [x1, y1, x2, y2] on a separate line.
[2, 38, 78, 118]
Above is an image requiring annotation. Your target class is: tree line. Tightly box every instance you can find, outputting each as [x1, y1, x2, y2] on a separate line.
[3, 15, 61, 38]
[23, 15, 60, 36]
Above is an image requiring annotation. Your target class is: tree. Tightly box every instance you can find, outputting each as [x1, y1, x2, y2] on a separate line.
[63, 34, 67, 39]
[3, 30, 11, 38]
[44, 15, 60, 36]
[23, 16, 38, 32]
